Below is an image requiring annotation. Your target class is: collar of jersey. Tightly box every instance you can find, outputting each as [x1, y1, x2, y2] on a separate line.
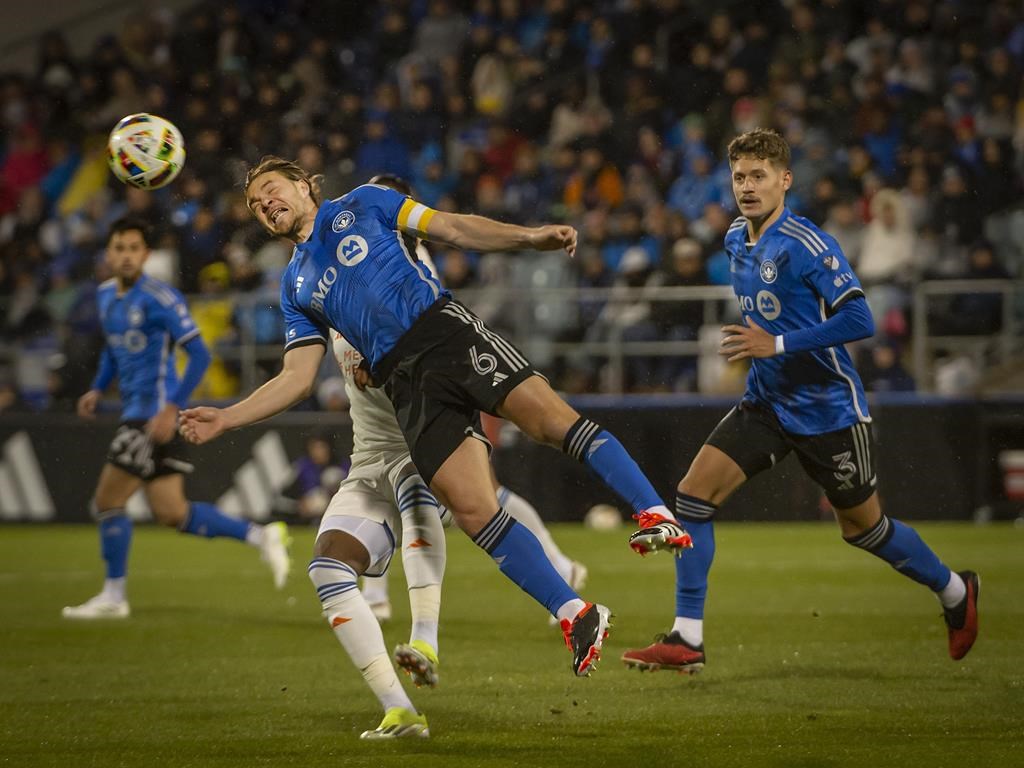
[745, 206, 791, 250]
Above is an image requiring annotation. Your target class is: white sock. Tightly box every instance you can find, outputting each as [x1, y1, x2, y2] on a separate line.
[672, 617, 703, 646]
[499, 486, 574, 581]
[309, 558, 415, 713]
[395, 471, 447, 650]
[647, 504, 673, 520]
[938, 571, 966, 609]
[555, 598, 587, 623]
[102, 577, 126, 602]
[361, 574, 390, 606]
[409, 584, 441, 651]
[244, 524, 264, 548]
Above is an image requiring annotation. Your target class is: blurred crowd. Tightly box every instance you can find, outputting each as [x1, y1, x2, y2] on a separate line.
[1, 0, 1023, 408]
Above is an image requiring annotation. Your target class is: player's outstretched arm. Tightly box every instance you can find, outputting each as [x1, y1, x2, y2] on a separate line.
[423, 211, 577, 257]
[179, 343, 325, 444]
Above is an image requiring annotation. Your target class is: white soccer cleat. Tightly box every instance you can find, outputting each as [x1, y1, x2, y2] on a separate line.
[359, 706, 430, 740]
[62, 594, 130, 620]
[628, 511, 694, 557]
[260, 521, 292, 589]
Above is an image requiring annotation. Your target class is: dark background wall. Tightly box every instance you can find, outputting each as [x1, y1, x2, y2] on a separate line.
[2, 397, 1021, 523]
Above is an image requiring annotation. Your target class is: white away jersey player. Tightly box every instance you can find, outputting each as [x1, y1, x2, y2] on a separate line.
[96, 274, 200, 420]
[332, 331, 409, 461]
[725, 208, 870, 434]
[279, 184, 448, 371]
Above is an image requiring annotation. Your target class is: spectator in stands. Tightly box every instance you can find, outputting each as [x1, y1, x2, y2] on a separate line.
[859, 188, 917, 336]
[947, 240, 1013, 335]
[3, 0, 1024, 400]
[859, 340, 916, 392]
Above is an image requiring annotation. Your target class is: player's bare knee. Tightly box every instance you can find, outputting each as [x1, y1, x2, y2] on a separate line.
[312, 530, 370, 575]
[442, 493, 498, 536]
[151, 500, 188, 528]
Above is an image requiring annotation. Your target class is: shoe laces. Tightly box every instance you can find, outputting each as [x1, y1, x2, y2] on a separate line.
[633, 510, 671, 529]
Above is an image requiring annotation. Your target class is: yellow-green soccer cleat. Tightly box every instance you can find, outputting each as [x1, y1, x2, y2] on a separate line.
[260, 521, 292, 589]
[359, 707, 430, 740]
[393, 640, 439, 688]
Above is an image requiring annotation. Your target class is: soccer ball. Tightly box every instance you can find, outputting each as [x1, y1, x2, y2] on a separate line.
[107, 113, 186, 190]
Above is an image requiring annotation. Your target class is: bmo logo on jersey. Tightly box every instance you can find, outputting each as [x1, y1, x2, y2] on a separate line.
[738, 291, 782, 321]
[756, 290, 782, 320]
[336, 235, 369, 267]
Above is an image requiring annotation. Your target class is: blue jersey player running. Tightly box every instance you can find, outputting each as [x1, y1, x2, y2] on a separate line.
[62, 217, 291, 620]
[179, 156, 685, 694]
[624, 129, 979, 672]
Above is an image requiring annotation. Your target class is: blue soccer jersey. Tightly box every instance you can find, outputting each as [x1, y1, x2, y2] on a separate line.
[96, 275, 200, 420]
[725, 208, 870, 434]
[279, 184, 448, 369]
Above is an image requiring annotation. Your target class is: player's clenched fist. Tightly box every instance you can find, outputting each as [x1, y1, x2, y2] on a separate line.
[529, 225, 577, 257]
[179, 406, 228, 445]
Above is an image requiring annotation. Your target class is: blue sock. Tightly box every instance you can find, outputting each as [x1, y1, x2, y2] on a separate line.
[472, 508, 577, 615]
[845, 515, 951, 591]
[99, 511, 132, 579]
[563, 417, 664, 512]
[674, 494, 717, 619]
[181, 502, 250, 541]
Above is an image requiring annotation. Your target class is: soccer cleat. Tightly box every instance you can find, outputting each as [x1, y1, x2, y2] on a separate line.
[61, 594, 131, 620]
[359, 706, 430, 740]
[628, 510, 694, 556]
[560, 602, 612, 677]
[394, 639, 440, 688]
[260, 521, 292, 589]
[367, 600, 393, 623]
[622, 631, 705, 674]
[944, 570, 980, 661]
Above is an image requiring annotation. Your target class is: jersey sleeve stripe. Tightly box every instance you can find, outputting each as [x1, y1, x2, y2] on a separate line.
[831, 286, 865, 310]
[140, 282, 178, 307]
[176, 328, 201, 344]
[780, 222, 825, 255]
[786, 218, 828, 251]
[397, 199, 435, 234]
[284, 334, 328, 351]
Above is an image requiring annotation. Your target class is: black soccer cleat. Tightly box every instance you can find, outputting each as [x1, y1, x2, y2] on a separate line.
[560, 602, 612, 677]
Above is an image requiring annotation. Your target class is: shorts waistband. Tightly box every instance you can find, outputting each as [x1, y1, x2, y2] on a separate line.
[373, 296, 453, 383]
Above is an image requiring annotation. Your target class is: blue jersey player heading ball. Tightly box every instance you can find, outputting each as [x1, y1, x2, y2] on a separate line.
[62, 217, 292, 620]
[624, 129, 979, 673]
[179, 156, 685, 686]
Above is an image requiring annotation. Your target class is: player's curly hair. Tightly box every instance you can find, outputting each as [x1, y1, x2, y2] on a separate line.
[727, 128, 791, 169]
[244, 155, 324, 205]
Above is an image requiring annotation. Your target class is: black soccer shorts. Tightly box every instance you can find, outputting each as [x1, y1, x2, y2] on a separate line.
[106, 421, 195, 480]
[706, 401, 878, 509]
[380, 298, 539, 484]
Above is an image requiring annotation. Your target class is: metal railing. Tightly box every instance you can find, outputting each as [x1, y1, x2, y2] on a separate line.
[3, 281, 1022, 398]
[911, 279, 1024, 392]
[214, 284, 738, 394]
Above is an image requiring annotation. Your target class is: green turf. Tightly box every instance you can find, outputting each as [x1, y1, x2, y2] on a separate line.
[1, 522, 1021, 768]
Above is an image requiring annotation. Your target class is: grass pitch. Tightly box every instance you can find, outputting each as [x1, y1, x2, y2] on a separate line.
[1, 522, 1021, 768]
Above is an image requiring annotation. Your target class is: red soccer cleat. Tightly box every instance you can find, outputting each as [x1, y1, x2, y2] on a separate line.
[944, 570, 980, 661]
[622, 632, 705, 674]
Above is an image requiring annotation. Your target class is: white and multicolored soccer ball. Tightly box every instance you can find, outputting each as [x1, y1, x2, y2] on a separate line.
[107, 113, 186, 190]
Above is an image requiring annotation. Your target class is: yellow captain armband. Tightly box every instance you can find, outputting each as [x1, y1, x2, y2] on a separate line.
[397, 198, 436, 237]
